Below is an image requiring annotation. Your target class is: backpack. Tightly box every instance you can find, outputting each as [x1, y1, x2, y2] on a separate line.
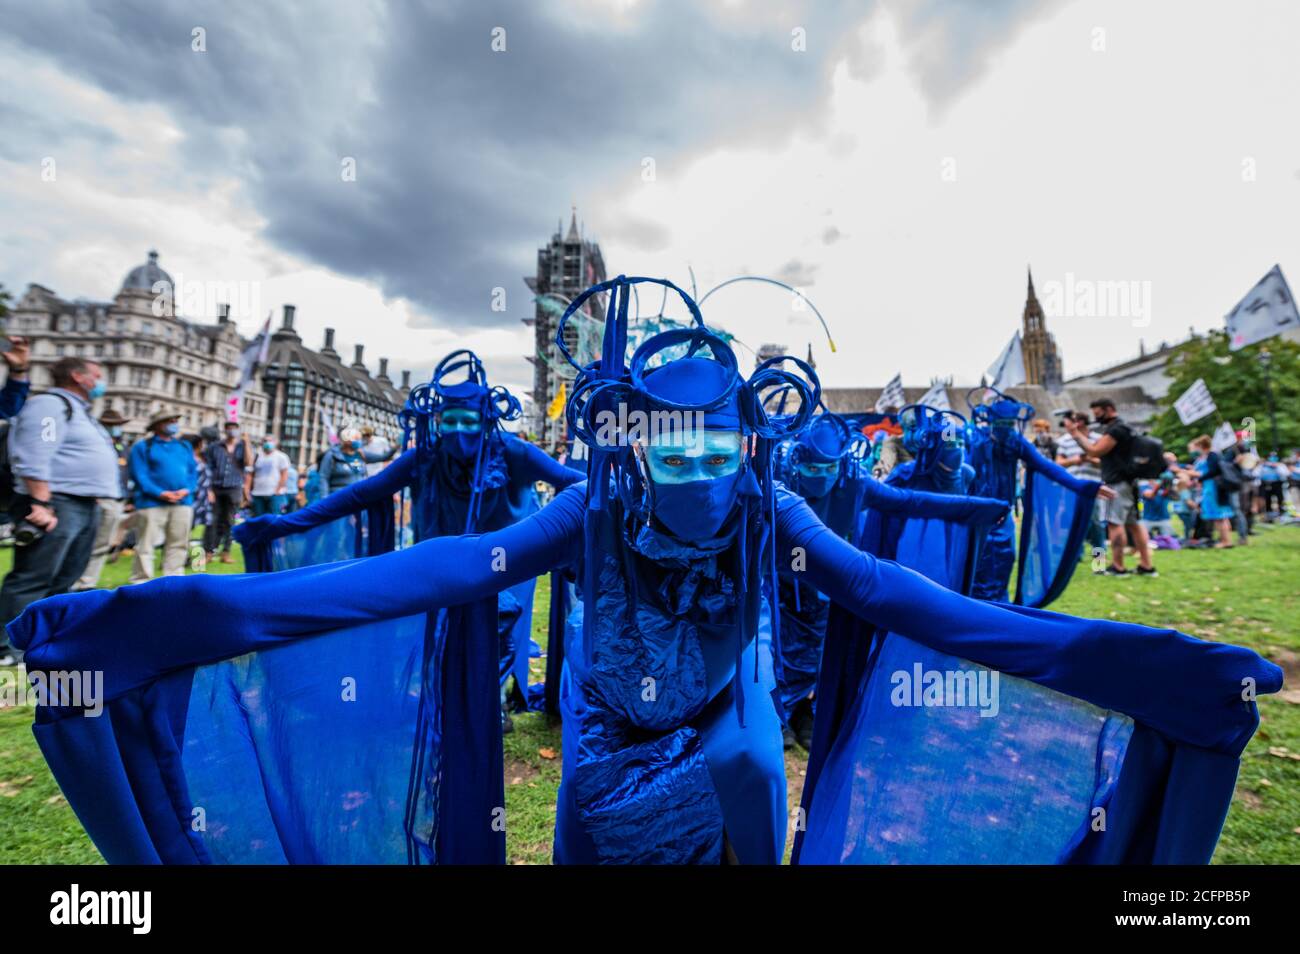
[0, 392, 75, 514]
[1215, 454, 1243, 492]
[1125, 432, 1166, 480]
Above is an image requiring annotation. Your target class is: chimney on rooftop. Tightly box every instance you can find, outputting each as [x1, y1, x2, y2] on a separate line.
[218, 303, 230, 324]
[281, 304, 296, 331]
[377, 357, 391, 383]
[401, 369, 411, 389]
[352, 344, 368, 374]
[322, 327, 339, 359]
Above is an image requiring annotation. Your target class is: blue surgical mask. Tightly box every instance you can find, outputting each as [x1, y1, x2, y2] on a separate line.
[795, 460, 839, 499]
[443, 430, 483, 462]
[109, 426, 123, 438]
[643, 431, 745, 540]
[163, 422, 180, 437]
[88, 381, 107, 399]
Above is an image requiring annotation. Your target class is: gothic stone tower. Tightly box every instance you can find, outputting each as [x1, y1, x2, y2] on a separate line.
[1022, 268, 1063, 391]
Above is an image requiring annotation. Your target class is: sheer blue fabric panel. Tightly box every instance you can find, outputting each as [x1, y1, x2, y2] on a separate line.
[181, 613, 435, 863]
[799, 633, 1132, 863]
[1016, 465, 1095, 608]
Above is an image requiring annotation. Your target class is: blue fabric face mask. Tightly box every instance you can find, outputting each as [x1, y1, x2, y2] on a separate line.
[643, 431, 745, 539]
[163, 423, 180, 437]
[88, 380, 107, 399]
[795, 460, 839, 499]
[440, 409, 484, 463]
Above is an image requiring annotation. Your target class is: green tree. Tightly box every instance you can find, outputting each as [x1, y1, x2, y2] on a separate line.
[1153, 329, 1300, 455]
[0, 283, 11, 322]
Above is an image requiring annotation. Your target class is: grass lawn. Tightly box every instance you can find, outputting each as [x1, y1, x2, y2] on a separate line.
[2, 526, 1297, 865]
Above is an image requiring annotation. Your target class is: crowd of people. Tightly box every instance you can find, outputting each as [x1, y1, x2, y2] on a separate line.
[1043, 401, 1299, 569]
[0, 354, 400, 666]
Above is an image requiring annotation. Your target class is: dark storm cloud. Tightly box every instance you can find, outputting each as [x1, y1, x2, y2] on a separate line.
[3, 0, 1059, 329]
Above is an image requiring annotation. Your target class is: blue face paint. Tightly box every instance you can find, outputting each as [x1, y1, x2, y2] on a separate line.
[644, 430, 745, 539]
[439, 408, 482, 434]
[795, 459, 839, 499]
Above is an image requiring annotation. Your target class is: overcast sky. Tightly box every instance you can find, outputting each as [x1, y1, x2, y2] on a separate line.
[3, 0, 1297, 402]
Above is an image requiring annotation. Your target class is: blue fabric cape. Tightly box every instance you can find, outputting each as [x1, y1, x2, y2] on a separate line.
[7, 483, 1281, 865]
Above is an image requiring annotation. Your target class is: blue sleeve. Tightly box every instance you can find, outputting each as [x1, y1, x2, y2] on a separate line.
[129, 440, 167, 502]
[0, 377, 30, 418]
[234, 450, 420, 547]
[9, 483, 588, 700]
[503, 435, 585, 489]
[1016, 433, 1100, 493]
[859, 476, 1008, 524]
[776, 490, 1281, 757]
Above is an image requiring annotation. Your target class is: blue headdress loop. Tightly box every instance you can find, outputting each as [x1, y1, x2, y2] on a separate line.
[558, 275, 821, 727]
[399, 349, 521, 534]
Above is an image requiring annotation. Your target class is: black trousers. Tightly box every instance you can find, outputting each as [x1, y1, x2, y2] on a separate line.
[0, 494, 99, 636]
[204, 486, 243, 554]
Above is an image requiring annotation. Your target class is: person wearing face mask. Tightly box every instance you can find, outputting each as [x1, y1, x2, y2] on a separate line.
[250, 436, 291, 516]
[235, 351, 584, 723]
[317, 426, 396, 494]
[0, 358, 120, 655]
[127, 410, 197, 583]
[774, 410, 1008, 750]
[71, 409, 133, 591]
[966, 390, 1112, 603]
[5, 278, 1284, 867]
[203, 420, 253, 564]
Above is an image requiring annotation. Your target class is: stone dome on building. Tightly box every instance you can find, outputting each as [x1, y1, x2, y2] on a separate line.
[121, 250, 173, 295]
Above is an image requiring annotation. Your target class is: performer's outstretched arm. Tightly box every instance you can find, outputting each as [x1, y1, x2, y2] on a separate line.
[858, 475, 1008, 524]
[10, 484, 588, 695]
[776, 490, 1280, 756]
[234, 449, 420, 546]
[503, 434, 586, 489]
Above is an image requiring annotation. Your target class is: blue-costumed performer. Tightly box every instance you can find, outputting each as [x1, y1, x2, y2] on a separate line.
[234, 350, 583, 714]
[6, 276, 1283, 865]
[964, 386, 1103, 606]
[773, 407, 1008, 749]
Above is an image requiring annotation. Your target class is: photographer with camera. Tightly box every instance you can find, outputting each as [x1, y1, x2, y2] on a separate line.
[0, 358, 119, 664]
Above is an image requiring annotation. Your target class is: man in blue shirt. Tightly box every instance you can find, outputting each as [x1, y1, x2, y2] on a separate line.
[128, 409, 197, 583]
[0, 357, 119, 658]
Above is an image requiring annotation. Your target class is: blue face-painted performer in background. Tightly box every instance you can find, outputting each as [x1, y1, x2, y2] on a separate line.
[7, 276, 1283, 866]
[964, 387, 1103, 607]
[773, 407, 1008, 750]
[234, 350, 584, 714]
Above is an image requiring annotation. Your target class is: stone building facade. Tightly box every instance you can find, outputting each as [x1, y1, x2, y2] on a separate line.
[3, 251, 268, 438]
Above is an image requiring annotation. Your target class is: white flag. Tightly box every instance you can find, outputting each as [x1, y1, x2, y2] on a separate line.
[1173, 378, 1217, 426]
[874, 373, 905, 413]
[1226, 265, 1300, 351]
[986, 332, 1026, 389]
[1211, 421, 1237, 452]
[321, 409, 339, 445]
[917, 377, 953, 411]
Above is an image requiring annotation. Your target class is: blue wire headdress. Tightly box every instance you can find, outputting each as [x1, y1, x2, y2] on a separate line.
[966, 385, 1035, 431]
[556, 274, 820, 725]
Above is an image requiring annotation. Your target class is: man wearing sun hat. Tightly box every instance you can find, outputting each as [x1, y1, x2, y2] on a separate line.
[127, 408, 197, 583]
